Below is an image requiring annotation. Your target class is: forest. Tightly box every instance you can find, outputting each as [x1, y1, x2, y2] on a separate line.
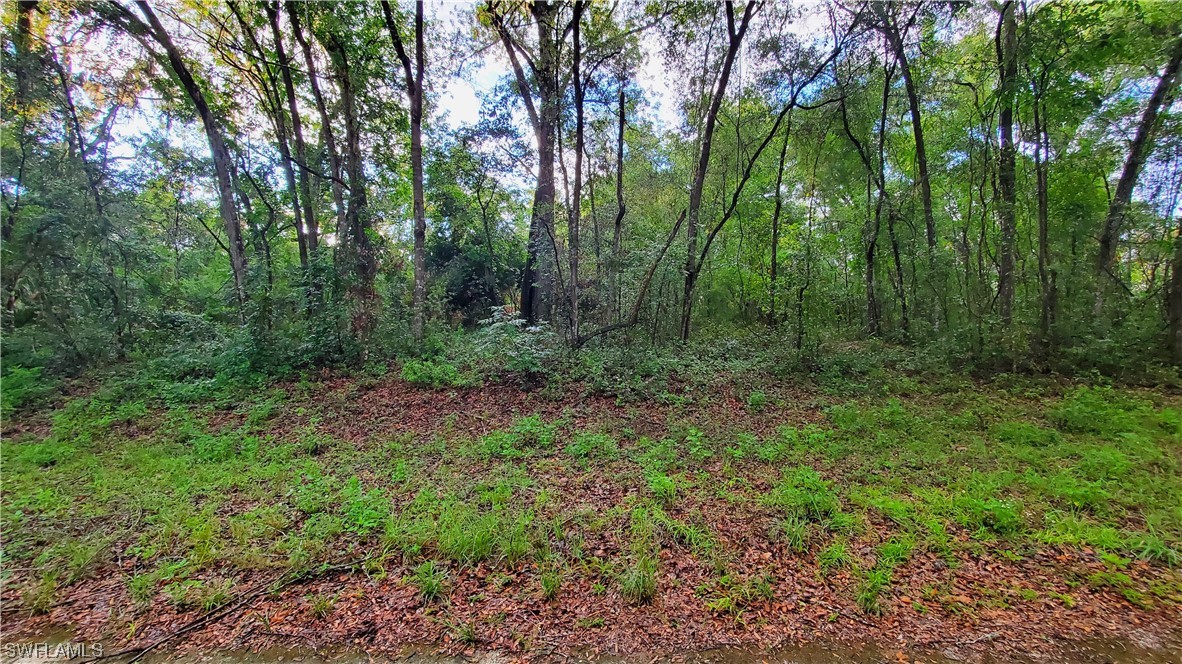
[2, 0, 1182, 661]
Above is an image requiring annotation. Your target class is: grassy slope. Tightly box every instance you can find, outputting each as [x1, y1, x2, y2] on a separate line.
[2, 357, 1181, 654]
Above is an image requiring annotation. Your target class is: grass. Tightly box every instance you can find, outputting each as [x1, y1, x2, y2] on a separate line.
[413, 560, 448, 601]
[2, 362, 1180, 628]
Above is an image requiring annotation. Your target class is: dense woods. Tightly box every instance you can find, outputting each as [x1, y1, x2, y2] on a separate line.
[3, 0, 1182, 381]
[6, 3, 1182, 659]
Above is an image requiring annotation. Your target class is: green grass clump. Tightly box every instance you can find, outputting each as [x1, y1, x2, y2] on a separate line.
[817, 541, 854, 576]
[566, 432, 619, 461]
[766, 465, 840, 522]
[308, 593, 338, 619]
[780, 517, 810, 552]
[413, 560, 448, 601]
[620, 557, 657, 604]
[540, 568, 561, 600]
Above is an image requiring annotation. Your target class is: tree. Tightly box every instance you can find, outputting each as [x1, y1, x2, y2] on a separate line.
[382, 0, 427, 342]
[102, 0, 248, 309]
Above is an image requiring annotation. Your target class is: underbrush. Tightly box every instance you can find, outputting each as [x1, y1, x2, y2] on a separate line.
[2, 358, 1180, 625]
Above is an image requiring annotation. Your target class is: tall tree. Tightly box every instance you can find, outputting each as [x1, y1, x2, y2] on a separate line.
[485, 0, 565, 326]
[102, 0, 248, 308]
[1096, 35, 1182, 307]
[680, 1, 761, 341]
[382, 0, 427, 342]
[995, 0, 1018, 327]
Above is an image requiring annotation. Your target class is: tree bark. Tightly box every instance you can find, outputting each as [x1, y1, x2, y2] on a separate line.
[268, 2, 318, 262]
[1168, 215, 1182, 362]
[879, 2, 934, 253]
[1033, 90, 1056, 358]
[487, 0, 560, 326]
[322, 27, 376, 349]
[613, 80, 627, 323]
[568, 1, 585, 342]
[382, 0, 427, 342]
[290, 2, 347, 240]
[769, 123, 789, 325]
[995, 0, 1018, 327]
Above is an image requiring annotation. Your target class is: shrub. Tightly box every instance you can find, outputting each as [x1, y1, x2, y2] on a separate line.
[1, 365, 57, 419]
[747, 390, 767, 412]
[401, 359, 469, 388]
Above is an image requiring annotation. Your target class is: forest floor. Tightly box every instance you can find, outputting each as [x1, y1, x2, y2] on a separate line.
[3, 352, 1182, 663]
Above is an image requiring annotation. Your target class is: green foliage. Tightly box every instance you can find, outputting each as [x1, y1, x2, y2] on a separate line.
[765, 466, 840, 522]
[619, 557, 657, 605]
[817, 541, 854, 576]
[412, 560, 448, 602]
[341, 477, 388, 534]
[566, 432, 619, 461]
[746, 390, 767, 412]
[1, 365, 58, 418]
[646, 472, 677, 506]
[401, 359, 470, 388]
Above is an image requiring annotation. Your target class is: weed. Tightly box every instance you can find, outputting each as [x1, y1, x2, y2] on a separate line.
[780, 517, 810, 552]
[413, 561, 448, 602]
[817, 541, 854, 576]
[567, 432, 619, 461]
[341, 477, 388, 534]
[856, 567, 892, 614]
[540, 569, 561, 600]
[21, 573, 57, 614]
[747, 390, 767, 412]
[620, 557, 657, 604]
[646, 472, 676, 506]
[765, 466, 839, 522]
[308, 593, 338, 619]
[401, 359, 470, 388]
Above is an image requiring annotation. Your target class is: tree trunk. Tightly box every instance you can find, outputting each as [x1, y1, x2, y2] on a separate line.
[568, 1, 585, 342]
[382, 1, 427, 342]
[769, 125, 789, 325]
[323, 29, 376, 349]
[114, 1, 247, 307]
[1033, 91, 1056, 358]
[880, 3, 934, 253]
[290, 2, 346, 240]
[488, 0, 559, 325]
[269, 2, 318, 262]
[1097, 36, 1182, 305]
[681, 1, 759, 341]
[995, 0, 1018, 327]
[613, 80, 627, 323]
[1168, 215, 1182, 362]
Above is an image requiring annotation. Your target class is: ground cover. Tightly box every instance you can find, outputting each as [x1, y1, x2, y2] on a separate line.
[3, 352, 1181, 660]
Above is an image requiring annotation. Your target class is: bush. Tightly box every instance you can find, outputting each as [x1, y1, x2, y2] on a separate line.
[2, 365, 58, 419]
[401, 359, 469, 388]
